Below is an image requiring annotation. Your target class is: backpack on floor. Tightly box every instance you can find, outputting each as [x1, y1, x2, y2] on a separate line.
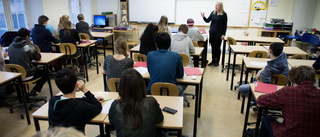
[0, 31, 17, 47]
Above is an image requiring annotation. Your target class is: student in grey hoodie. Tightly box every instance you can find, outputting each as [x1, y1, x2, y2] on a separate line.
[170, 24, 195, 67]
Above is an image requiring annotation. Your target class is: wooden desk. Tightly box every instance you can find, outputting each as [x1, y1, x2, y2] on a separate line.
[130, 45, 205, 68]
[227, 45, 268, 91]
[103, 93, 184, 136]
[0, 71, 31, 124]
[52, 40, 98, 81]
[91, 32, 114, 56]
[287, 59, 315, 68]
[135, 68, 204, 137]
[263, 46, 308, 56]
[251, 36, 285, 44]
[242, 84, 284, 137]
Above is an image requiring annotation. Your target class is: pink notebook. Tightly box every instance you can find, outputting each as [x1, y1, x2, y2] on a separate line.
[134, 62, 147, 67]
[81, 40, 91, 44]
[184, 67, 202, 76]
[254, 82, 277, 94]
[198, 27, 207, 34]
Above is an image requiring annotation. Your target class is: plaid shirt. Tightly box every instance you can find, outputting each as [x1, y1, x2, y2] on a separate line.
[257, 81, 320, 137]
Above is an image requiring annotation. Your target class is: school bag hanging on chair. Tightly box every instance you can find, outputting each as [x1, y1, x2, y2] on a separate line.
[0, 31, 18, 47]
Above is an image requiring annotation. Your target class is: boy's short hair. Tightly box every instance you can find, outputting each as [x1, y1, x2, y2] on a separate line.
[178, 24, 188, 34]
[269, 42, 284, 57]
[289, 66, 316, 84]
[38, 15, 49, 25]
[17, 28, 30, 38]
[54, 68, 77, 94]
[154, 32, 171, 50]
[77, 14, 84, 21]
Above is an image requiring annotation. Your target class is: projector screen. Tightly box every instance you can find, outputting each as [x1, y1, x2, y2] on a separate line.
[128, 0, 176, 23]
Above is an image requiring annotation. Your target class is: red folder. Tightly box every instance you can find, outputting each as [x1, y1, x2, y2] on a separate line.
[254, 82, 277, 94]
[134, 62, 147, 67]
[81, 40, 91, 44]
[184, 67, 202, 76]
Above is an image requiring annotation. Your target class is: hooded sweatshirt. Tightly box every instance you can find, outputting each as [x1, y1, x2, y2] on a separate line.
[170, 32, 195, 67]
[31, 24, 60, 52]
[48, 91, 102, 133]
[8, 36, 41, 77]
[260, 52, 289, 83]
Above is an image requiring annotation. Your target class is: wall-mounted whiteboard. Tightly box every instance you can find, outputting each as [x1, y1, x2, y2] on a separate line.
[128, 0, 176, 23]
[175, 0, 251, 27]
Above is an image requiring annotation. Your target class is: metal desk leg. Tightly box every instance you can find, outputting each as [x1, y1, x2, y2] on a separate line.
[130, 51, 133, 59]
[18, 76, 31, 124]
[99, 123, 105, 137]
[105, 125, 111, 137]
[34, 117, 40, 131]
[177, 129, 182, 137]
[221, 40, 226, 69]
[95, 43, 99, 74]
[103, 74, 107, 91]
[230, 53, 237, 90]
[112, 35, 114, 55]
[198, 77, 203, 117]
[203, 40, 208, 67]
[103, 38, 106, 59]
[194, 56, 199, 68]
[45, 64, 53, 97]
[242, 85, 253, 134]
[238, 60, 245, 99]
[193, 84, 200, 137]
[226, 47, 231, 78]
[82, 48, 89, 82]
[254, 107, 263, 137]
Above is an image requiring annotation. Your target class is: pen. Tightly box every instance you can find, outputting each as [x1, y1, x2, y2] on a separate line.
[105, 99, 112, 102]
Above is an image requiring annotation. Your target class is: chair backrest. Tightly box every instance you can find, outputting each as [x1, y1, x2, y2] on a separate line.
[151, 82, 179, 96]
[290, 54, 307, 60]
[79, 33, 90, 40]
[107, 78, 120, 92]
[5, 64, 27, 79]
[192, 41, 199, 47]
[179, 53, 189, 67]
[55, 34, 60, 39]
[133, 53, 147, 62]
[227, 37, 236, 46]
[248, 50, 268, 58]
[33, 45, 41, 52]
[260, 74, 287, 86]
[60, 43, 77, 56]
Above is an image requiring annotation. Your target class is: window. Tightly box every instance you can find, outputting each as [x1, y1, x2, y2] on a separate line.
[0, 0, 7, 36]
[68, 0, 80, 25]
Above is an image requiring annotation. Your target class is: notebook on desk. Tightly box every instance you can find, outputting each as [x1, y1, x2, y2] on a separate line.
[134, 62, 147, 67]
[254, 82, 277, 94]
[184, 67, 202, 76]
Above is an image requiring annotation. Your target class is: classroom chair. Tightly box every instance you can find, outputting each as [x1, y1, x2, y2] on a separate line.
[179, 54, 189, 67]
[34, 44, 41, 52]
[151, 83, 179, 96]
[59, 43, 81, 67]
[222, 37, 241, 73]
[133, 53, 147, 62]
[79, 33, 91, 40]
[5, 64, 47, 119]
[289, 54, 307, 60]
[79, 33, 101, 68]
[107, 78, 120, 92]
[55, 34, 59, 39]
[240, 74, 287, 114]
[192, 41, 199, 47]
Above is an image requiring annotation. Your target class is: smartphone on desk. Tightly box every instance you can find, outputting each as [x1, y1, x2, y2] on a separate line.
[163, 107, 177, 114]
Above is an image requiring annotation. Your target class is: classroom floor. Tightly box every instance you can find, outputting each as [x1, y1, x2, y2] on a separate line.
[0, 49, 258, 137]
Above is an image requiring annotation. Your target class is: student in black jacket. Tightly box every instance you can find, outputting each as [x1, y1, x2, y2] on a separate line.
[32, 15, 60, 52]
[48, 67, 103, 133]
[76, 14, 93, 40]
[201, 2, 227, 67]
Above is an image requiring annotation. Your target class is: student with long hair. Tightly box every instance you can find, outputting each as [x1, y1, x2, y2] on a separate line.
[59, 20, 85, 72]
[57, 15, 69, 34]
[139, 23, 159, 55]
[109, 68, 164, 137]
[157, 15, 171, 35]
[103, 37, 133, 91]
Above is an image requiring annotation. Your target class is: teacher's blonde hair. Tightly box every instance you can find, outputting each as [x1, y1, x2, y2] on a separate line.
[213, 1, 224, 15]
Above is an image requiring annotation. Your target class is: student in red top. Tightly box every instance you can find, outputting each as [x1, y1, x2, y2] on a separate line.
[257, 66, 320, 137]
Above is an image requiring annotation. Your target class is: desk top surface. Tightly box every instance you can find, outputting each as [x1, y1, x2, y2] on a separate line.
[226, 36, 254, 42]
[32, 91, 183, 128]
[34, 53, 65, 64]
[287, 59, 315, 68]
[0, 71, 21, 85]
[52, 40, 97, 48]
[263, 46, 308, 56]
[250, 83, 284, 100]
[230, 45, 267, 54]
[243, 57, 270, 70]
[130, 45, 203, 56]
[91, 32, 113, 38]
[251, 36, 284, 43]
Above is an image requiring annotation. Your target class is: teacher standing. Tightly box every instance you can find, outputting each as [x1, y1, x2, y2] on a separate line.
[201, 2, 227, 67]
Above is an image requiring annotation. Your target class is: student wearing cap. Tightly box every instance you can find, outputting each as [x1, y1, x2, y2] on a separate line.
[186, 18, 205, 43]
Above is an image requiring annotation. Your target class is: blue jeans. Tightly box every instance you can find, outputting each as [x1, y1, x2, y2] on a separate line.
[239, 84, 256, 105]
[259, 116, 276, 137]
[177, 84, 188, 96]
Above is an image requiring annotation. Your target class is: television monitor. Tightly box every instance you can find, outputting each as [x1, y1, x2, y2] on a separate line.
[94, 15, 109, 27]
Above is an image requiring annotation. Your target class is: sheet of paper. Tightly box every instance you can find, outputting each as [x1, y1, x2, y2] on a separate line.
[241, 3, 250, 13]
[251, 61, 267, 67]
[136, 67, 148, 75]
[101, 99, 115, 114]
[258, 10, 267, 18]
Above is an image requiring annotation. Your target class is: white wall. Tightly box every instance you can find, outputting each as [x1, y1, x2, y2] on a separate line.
[313, 0, 320, 29]
[96, 0, 120, 26]
[80, 0, 94, 25]
[24, 0, 43, 29]
[267, 0, 293, 22]
[291, 0, 318, 32]
[42, 0, 68, 34]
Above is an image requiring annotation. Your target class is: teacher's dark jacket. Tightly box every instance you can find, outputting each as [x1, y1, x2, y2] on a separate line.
[203, 11, 227, 38]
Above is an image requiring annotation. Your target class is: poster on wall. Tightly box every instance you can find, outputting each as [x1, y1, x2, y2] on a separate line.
[269, 0, 278, 6]
[249, 0, 268, 26]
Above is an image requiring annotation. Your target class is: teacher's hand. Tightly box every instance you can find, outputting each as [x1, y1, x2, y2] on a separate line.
[200, 12, 205, 18]
[221, 35, 225, 40]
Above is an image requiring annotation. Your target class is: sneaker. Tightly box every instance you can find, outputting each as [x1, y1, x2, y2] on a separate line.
[29, 90, 39, 96]
[213, 62, 219, 67]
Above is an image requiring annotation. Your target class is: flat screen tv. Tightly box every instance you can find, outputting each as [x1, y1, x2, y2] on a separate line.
[94, 15, 109, 27]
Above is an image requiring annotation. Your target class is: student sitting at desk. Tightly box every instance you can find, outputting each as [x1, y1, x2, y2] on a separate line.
[186, 18, 205, 43]
[257, 66, 320, 137]
[147, 32, 185, 95]
[139, 23, 159, 56]
[48, 67, 103, 133]
[59, 20, 85, 72]
[57, 15, 69, 34]
[109, 68, 163, 137]
[158, 15, 171, 35]
[76, 14, 94, 40]
[32, 15, 60, 52]
[239, 42, 289, 108]
[9, 28, 49, 97]
[170, 24, 195, 67]
[103, 37, 133, 91]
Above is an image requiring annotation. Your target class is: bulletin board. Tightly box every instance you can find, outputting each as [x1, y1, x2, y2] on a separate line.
[248, 0, 269, 27]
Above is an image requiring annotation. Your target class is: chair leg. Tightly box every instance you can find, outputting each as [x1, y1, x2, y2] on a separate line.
[183, 96, 190, 107]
